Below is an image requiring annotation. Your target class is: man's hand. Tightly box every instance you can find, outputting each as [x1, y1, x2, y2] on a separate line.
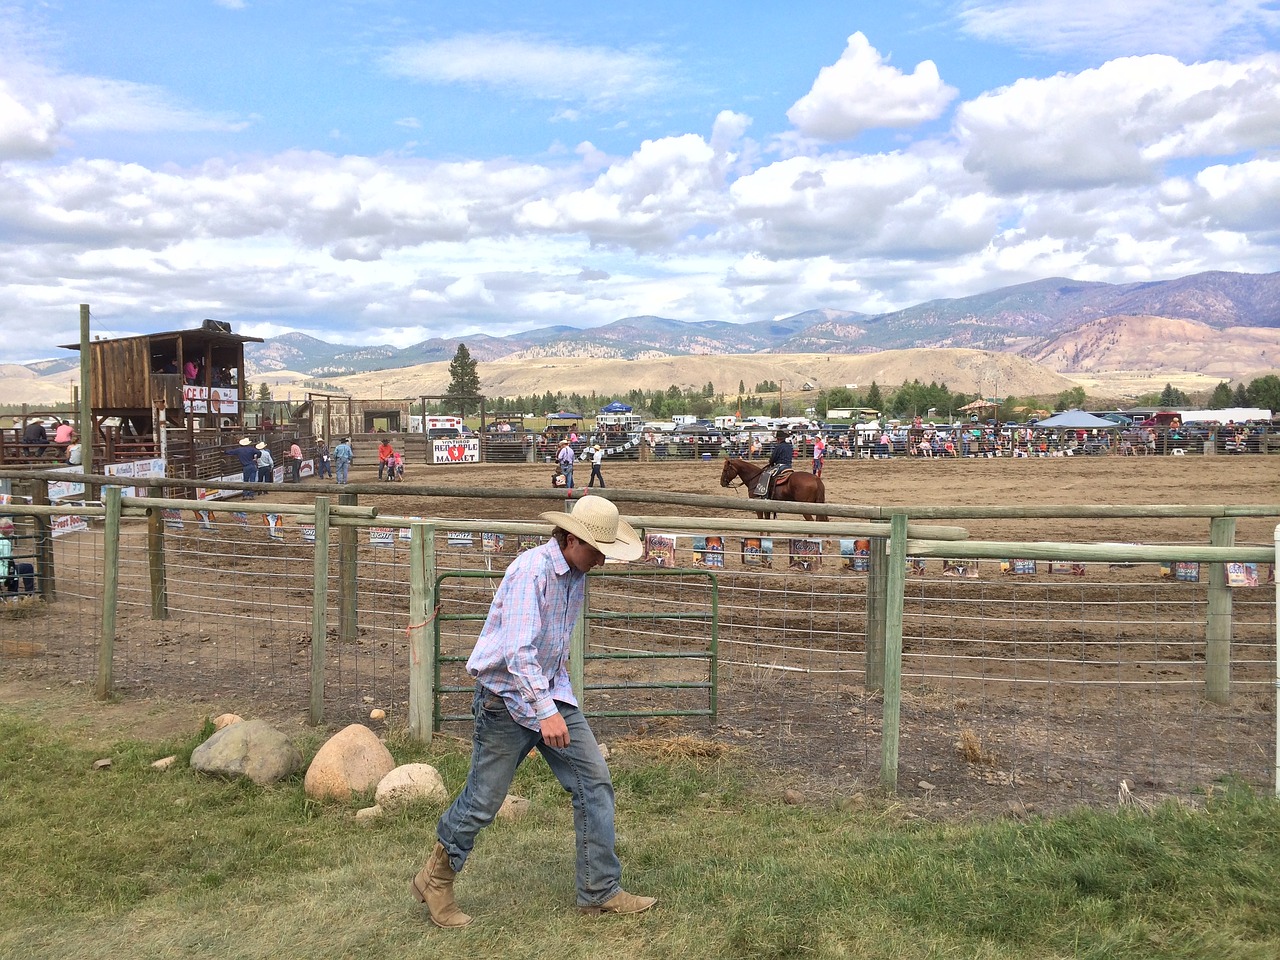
[539, 712, 570, 748]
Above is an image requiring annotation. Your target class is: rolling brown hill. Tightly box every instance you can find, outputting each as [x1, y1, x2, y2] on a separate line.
[296, 348, 1077, 404]
[1022, 315, 1280, 379]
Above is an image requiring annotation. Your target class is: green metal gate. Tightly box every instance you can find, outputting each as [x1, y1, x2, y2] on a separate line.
[432, 567, 718, 730]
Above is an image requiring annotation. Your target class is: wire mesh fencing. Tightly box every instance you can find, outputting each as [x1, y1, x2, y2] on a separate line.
[1, 496, 1276, 815]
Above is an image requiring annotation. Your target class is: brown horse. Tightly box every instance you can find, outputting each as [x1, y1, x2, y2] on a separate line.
[720, 458, 827, 521]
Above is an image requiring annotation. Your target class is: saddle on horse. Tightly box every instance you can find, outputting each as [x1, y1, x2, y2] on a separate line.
[754, 466, 792, 498]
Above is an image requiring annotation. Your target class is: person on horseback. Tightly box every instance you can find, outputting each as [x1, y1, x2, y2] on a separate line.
[755, 429, 793, 497]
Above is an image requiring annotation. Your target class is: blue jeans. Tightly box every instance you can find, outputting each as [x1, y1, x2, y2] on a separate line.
[335, 460, 349, 483]
[561, 462, 574, 488]
[436, 685, 622, 907]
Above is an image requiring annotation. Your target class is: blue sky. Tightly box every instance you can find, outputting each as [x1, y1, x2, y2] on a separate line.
[1, 0, 1278, 362]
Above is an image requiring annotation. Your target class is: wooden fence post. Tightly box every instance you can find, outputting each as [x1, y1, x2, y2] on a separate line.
[309, 496, 331, 725]
[337, 492, 358, 644]
[880, 512, 908, 791]
[29, 479, 56, 601]
[408, 522, 437, 743]
[865, 538, 887, 691]
[147, 486, 168, 620]
[96, 486, 121, 701]
[1205, 516, 1236, 704]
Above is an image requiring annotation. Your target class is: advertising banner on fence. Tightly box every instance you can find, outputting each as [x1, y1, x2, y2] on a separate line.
[104, 458, 166, 499]
[183, 385, 208, 413]
[52, 513, 89, 537]
[432, 438, 480, 464]
[197, 473, 245, 500]
[43, 458, 164, 536]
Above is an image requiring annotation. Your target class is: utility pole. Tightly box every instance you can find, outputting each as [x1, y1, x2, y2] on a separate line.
[79, 304, 93, 480]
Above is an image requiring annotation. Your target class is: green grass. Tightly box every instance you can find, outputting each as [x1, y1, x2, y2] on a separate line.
[2, 709, 1279, 960]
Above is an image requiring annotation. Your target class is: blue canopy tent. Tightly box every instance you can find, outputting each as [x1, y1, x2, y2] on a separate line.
[600, 401, 633, 413]
[546, 411, 584, 420]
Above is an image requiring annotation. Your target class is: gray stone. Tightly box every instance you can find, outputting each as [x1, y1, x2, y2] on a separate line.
[190, 718, 302, 785]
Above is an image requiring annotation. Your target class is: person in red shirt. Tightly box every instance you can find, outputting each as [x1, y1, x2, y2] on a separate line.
[378, 439, 394, 481]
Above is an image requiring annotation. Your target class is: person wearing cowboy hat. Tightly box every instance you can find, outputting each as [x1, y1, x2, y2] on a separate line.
[413, 496, 654, 928]
[555, 437, 576, 488]
[756, 428, 793, 497]
[226, 437, 260, 498]
[587, 443, 606, 488]
[254, 441, 275, 484]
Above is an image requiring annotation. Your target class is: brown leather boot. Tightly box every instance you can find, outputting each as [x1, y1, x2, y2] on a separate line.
[579, 889, 657, 916]
[410, 841, 473, 929]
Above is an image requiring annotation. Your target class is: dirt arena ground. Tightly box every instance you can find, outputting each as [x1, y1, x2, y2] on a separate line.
[2, 451, 1277, 815]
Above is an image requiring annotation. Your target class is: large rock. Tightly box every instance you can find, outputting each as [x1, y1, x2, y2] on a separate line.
[304, 723, 396, 802]
[190, 719, 302, 785]
[375, 763, 447, 810]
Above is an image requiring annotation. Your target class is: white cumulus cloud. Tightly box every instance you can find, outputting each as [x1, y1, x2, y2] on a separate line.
[786, 32, 957, 140]
[956, 52, 1280, 192]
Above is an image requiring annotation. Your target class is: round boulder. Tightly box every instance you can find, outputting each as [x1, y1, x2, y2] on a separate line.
[375, 763, 448, 810]
[304, 723, 396, 802]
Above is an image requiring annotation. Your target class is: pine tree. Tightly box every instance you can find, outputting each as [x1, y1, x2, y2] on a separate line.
[864, 381, 883, 413]
[1208, 382, 1232, 408]
[446, 344, 481, 415]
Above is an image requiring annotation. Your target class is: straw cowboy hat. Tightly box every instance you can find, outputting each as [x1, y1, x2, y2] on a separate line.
[540, 495, 642, 562]
[559, 438, 570, 445]
[256, 441, 267, 450]
[239, 437, 252, 445]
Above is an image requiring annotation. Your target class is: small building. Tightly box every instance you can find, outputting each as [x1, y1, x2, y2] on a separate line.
[50, 321, 318, 479]
[62, 320, 262, 436]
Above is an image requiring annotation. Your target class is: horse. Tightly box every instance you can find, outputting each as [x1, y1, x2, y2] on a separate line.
[719, 458, 827, 521]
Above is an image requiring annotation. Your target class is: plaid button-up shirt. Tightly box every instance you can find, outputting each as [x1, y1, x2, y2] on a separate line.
[466, 538, 582, 731]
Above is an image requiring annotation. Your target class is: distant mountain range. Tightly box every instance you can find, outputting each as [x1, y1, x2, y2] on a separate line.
[21, 270, 1280, 381]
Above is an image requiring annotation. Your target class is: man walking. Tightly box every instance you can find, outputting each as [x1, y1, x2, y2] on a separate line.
[587, 444, 606, 488]
[411, 496, 655, 928]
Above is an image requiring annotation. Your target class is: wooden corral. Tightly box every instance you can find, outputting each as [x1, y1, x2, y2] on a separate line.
[0, 323, 317, 481]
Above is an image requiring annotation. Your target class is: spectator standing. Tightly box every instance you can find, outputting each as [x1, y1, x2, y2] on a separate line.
[183, 359, 200, 384]
[333, 437, 353, 484]
[288, 441, 303, 483]
[812, 434, 826, 478]
[410, 496, 654, 927]
[255, 441, 275, 484]
[588, 444, 606, 488]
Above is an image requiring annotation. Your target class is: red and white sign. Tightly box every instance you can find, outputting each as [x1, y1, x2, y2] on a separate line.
[432, 439, 480, 464]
